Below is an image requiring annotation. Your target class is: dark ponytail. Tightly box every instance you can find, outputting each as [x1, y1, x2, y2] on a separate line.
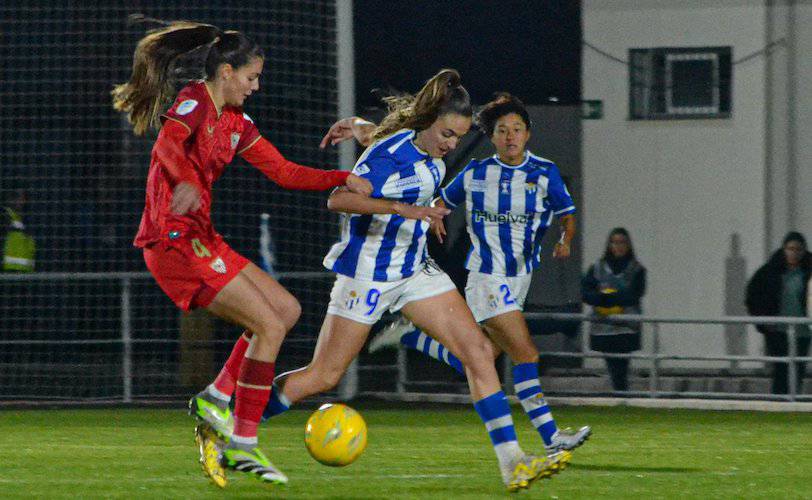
[112, 15, 262, 136]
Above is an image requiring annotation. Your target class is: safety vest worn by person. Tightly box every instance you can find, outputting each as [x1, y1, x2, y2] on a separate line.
[3, 207, 35, 272]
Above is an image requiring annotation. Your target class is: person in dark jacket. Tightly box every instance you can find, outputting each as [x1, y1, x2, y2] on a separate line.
[582, 228, 646, 392]
[746, 231, 811, 395]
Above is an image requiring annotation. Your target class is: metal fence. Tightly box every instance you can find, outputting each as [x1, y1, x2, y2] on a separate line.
[1, 272, 810, 403]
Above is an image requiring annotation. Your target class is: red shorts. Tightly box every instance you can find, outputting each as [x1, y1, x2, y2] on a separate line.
[143, 235, 250, 311]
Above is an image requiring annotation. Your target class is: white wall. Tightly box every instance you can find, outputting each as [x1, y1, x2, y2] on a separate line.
[582, 0, 770, 365]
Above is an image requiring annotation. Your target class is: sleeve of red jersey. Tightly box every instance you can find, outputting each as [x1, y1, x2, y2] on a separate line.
[161, 83, 206, 135]
[152, 120, 202, 189]
[239, 137, 350, 191]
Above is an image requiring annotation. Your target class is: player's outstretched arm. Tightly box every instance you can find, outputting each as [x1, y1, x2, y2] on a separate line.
[319, 117, 376, 149]
[327, 188, 450, 222]
[241, 137, 370, 195]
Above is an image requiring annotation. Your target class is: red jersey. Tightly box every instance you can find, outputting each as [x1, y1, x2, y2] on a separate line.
[134, 81, 349, 248]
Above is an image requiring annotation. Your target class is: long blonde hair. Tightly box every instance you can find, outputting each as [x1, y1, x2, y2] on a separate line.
[112, 15, 262, 135]
[373, 69, 472, 140]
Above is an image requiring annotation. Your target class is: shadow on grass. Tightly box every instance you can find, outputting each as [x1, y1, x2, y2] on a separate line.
[569, 463, 701, 473]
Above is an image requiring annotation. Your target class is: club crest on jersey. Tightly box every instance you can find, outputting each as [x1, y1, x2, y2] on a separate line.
[500, 179, 511, 194]
[488, 294, 498, 309]
[525, 182, 537, 193]
[230, 132, 240, 149]
[210, 257, 227, 274]
[176, 99, 198, 115]
[345, 290, 360, 310]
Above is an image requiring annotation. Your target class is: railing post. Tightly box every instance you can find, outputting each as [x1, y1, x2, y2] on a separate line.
[121, 277, 133, 403]
[788, 324, 798, 402]
[396, 345, 407, 396]
[649, 322, 660, 398]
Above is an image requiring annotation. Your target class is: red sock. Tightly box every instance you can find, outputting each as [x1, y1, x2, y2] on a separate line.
[212, 331, 254, 396]
[233, 357, 275, 442]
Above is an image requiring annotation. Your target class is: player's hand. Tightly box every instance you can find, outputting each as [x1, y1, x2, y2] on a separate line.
[319, 117, 356, 149]
[393, 203, 450, 223]
[553, 242, 571, 259]
[171, 182, 201, 215]
[430, 217, 446, 243]
[345, 174, 372, 196]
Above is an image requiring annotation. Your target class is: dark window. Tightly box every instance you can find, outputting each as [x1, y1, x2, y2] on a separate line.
[629, 46, 732, 120]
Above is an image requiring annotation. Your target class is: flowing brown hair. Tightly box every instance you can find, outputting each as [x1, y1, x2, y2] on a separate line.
[112, 15, 262, 135]
[373, 69, 472, 141]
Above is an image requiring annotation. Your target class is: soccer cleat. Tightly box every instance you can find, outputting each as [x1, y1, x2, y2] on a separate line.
[545, 426, 592, 454]
[189, 393, 234, 439]
[506, 450, 571, 492]
[368, 316, 415, 353]
[194, 423, 227, 488]
[220, 446, 289, 485]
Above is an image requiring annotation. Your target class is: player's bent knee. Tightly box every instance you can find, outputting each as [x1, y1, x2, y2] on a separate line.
[281, 297, 302, 330]
[252, 314, 287, 343]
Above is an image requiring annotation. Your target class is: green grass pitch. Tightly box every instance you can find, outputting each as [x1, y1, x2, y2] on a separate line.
[1, 403, 810, 498]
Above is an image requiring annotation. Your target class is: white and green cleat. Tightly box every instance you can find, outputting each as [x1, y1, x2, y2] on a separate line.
[220, 446, 288, 485]
[188, 394, 234, 439]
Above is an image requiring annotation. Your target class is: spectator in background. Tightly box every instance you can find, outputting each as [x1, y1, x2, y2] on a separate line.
[581, 228, 646, 392]
[2, 190, 35, 272]
[746, 232, 811, 395]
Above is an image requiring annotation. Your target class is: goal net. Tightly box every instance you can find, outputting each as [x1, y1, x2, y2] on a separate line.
[0, 2, 346, 402]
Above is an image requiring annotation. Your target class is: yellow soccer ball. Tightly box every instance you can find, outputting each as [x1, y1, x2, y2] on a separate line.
[304, 403, 367, 466]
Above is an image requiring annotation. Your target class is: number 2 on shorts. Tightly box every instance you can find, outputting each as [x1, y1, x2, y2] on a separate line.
[500, 284, 515, 305]
[365, 289, 381, 316]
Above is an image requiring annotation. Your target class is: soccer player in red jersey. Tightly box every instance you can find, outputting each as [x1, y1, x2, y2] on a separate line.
[113, 18, 371, 487]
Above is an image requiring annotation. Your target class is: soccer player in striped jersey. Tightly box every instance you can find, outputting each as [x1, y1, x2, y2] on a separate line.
[262, 71, 570, 491]
[362, 93, 591, 454]
[114, 18, 371, 487]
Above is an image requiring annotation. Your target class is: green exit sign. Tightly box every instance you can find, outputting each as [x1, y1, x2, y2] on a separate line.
[582, 100, 603, 119]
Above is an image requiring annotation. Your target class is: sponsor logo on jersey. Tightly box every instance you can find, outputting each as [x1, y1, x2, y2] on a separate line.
[231, 132, 240, 149]
[176, 99, 198, 115]
[500, 179, 511, 194]
[210, 257, 227, 274]
[472, 209, 532, 225]
[354, 164, 370, 175]
[394, 174, 422, 190]
[207, 125, 214, 135]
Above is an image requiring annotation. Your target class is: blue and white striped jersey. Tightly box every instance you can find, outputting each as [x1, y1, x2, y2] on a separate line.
[439, 151, 575, 277]
[324, 129, 445, 282]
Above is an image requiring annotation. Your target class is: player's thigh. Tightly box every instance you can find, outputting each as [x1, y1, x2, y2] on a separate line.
[483, 310, 538, 363]
[240, 261, 301, 329]
[308, 314, 372, 386]
[400, 289, 491, 365]
[206, 270, 286, 340]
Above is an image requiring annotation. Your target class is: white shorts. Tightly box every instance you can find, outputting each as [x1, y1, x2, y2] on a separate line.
[465, 271, 532, 323]
[327, 265, 457, 325]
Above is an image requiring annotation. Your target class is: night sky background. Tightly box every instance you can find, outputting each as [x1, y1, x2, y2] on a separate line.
[354, 1, 581, 107]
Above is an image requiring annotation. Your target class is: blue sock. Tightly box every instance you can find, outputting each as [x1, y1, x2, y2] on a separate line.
[261, 383, 290, 422]
[513, 362, 558, 446]
[473, 391, 522, 468]
[400, 329, 464, 375]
